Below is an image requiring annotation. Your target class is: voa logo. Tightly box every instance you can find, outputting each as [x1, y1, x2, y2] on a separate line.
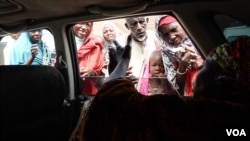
[226, 129, 246, 136]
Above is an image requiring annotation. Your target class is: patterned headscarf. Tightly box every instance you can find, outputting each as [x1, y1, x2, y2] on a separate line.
[209, 37, 250, 92]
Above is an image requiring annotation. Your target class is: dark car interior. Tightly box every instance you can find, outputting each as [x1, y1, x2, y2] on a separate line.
[0, 65, 67, 140]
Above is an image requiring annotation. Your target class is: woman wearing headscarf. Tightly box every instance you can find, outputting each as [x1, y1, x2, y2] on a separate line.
[101, 21, 120, 76]
[73, 21, 104, 95]
[155, 15, 204, 96]
[193, 36, 250, 104]
[10, 29, 51, 65]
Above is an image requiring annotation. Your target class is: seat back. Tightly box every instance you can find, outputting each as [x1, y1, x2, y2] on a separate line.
[0, 65, 66, 141]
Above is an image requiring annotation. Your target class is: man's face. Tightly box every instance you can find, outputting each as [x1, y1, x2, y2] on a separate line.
[73, 22, 92, 38]
[158, 22, 187, 46]
[29, 29, 42, 43]
[125, 17, 148, 42]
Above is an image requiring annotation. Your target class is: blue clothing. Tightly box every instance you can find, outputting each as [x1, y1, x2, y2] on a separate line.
[10, 32, 51, 65]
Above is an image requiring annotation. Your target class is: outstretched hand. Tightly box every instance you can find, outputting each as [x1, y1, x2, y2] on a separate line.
[104, 35, 132, 84]
[108, 35, 132, 74]
[113, 35, 132, 61]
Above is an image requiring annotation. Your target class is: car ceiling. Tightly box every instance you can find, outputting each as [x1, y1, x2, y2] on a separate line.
[0, 0, 154, 30]
[1, 0, 243, 33]
[1, 0, 147, 23]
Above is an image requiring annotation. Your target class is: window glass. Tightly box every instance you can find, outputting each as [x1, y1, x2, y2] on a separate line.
[214, 14, 250, 42]
[72, 15, 204, 97]
[0, 28, 56, 65]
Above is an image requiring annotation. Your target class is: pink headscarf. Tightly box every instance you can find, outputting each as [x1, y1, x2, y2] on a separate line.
[139, 49, 164, 95]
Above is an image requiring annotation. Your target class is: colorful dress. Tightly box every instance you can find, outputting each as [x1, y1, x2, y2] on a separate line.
[209, 37, 250, 93]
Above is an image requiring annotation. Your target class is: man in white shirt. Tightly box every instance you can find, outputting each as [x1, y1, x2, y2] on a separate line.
[113, 16, 161, 90]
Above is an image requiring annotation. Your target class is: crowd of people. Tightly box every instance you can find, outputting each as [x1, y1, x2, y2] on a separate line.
[70, 22, 250, 141]
[0, 15, 204, 96]
[95, 15, 202, 96]
[70, 17, 250, 141]
[69, 15, 249, 141]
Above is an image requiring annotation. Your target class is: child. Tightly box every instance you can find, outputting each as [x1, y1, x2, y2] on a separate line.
[140, 49, 178, 95]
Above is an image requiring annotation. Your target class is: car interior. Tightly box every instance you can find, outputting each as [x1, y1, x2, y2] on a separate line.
[0, 0, 249, 140]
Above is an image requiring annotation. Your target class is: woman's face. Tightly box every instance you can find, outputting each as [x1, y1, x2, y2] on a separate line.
[29, 29, 42, 43]
[149, 54, 165, 77]
[102, 24, 116, 43]
[159, 22, 187, 46]
[73, 22, 92, 38]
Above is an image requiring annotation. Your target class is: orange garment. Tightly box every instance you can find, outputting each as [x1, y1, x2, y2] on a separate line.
[77, 26, 104, 95]
[174, 57, 203, 96]
[77, 35, 104, 76]
[185, 68, 199, 96]
[184, 58, 203, 96]
[81, 78, 99, 95]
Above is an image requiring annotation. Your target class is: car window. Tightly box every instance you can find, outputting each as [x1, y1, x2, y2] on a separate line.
[0, 28, 56, 65]
[214, 14, 250, 42]
[71, 14, 204, 97]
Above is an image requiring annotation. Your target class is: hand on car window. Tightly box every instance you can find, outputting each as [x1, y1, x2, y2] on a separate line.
[80, 67, 96, 77]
